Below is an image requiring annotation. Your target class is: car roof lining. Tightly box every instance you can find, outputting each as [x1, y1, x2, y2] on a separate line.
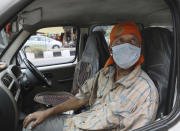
[21, 0, 172, 31]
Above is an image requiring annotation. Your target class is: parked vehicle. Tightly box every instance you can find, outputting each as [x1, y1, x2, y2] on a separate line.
[24, 35, 62, 49]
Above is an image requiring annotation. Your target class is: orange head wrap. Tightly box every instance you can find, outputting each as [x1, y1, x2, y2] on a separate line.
[104, 21, 144, 70]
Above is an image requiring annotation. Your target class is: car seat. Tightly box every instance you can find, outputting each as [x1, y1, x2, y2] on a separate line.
[34, 31, 110, 106]
[141, 27, 173, 118]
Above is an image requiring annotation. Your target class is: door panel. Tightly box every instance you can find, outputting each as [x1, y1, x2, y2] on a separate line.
[22, 63, 76, 112]
[28, 63, 76, 96]
[20, 26, 78, 110]
[40, 64, 75, 93]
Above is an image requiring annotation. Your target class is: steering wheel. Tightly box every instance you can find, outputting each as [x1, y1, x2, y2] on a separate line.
[23, 58, 51, 87]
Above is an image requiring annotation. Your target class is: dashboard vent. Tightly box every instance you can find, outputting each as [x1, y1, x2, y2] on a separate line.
[2, 73, 13, 87]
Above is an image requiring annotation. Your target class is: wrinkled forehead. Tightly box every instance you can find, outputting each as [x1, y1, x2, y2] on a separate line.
[114, 34, 138, 40]
[111, 33, 141, 48]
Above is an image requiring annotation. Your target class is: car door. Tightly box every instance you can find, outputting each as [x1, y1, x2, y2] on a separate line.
[20, 26, 78, 98]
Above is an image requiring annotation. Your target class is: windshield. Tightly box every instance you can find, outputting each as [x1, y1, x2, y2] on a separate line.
[0, 16, 23, 55]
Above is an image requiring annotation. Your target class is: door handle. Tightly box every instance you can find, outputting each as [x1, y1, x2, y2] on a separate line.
[56, 78, 73, 83]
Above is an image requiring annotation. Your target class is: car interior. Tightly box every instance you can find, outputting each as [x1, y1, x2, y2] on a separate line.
[0, 0, 179, 131]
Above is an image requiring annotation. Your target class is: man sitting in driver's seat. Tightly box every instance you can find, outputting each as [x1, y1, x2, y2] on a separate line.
[23, 22, 159, 131]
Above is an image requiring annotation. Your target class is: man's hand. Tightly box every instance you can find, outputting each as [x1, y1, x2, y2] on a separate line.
[23, 97, 88, 130]
[23, 110, 50, 130]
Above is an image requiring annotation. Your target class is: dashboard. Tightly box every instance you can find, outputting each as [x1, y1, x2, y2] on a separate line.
[0, 65, 22, 101]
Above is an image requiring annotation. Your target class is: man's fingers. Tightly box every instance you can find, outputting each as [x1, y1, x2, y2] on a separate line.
[23, 117, 28, 127]
[23, 117, 31, 128]
[23, 114, 35, 128]
[29, 120, 40, 130]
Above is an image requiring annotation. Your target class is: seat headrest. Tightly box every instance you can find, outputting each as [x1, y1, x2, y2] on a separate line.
[72, 31, 110, 94]
[81, 31, 110, 69]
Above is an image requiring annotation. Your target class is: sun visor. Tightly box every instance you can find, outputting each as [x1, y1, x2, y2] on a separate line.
[20, 8, 42, 26]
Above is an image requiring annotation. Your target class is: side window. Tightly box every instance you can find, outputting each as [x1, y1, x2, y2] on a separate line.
[21, 26, 77, 67]
[92, 25, 114, 45]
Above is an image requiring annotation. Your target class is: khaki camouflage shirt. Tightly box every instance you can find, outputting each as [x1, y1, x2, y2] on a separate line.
[63, 65, 159, 131]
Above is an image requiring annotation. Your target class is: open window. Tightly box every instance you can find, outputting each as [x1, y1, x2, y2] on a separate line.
[20, 26, 78, 67]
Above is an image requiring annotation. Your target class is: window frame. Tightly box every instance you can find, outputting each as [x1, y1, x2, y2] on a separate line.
[13, 26, 80, 68]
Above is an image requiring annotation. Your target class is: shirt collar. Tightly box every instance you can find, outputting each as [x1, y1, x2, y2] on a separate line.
[104, 65, 142, 89]
[103, 65, 115, 78]
[116, 65, 142, 88]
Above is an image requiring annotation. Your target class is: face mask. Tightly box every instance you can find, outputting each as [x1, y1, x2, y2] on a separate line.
[112, 43, 141, 69]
